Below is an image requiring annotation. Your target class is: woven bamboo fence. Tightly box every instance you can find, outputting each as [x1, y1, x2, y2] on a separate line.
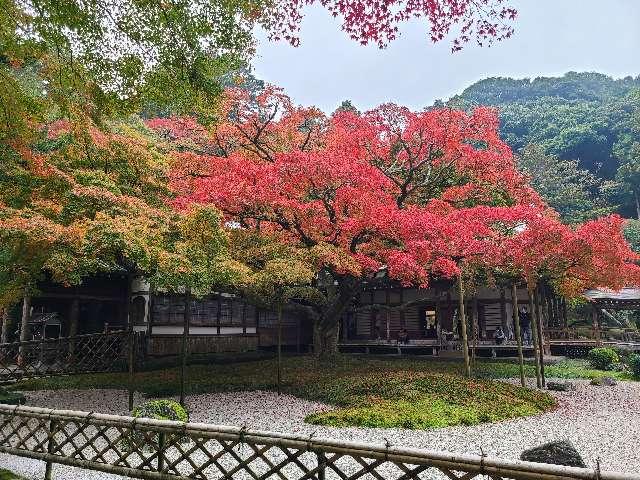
[0, 404, 637, 480]
[0, 331, 133, 382]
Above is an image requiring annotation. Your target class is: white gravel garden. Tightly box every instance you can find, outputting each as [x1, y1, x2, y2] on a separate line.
[2, 378, 639, 479]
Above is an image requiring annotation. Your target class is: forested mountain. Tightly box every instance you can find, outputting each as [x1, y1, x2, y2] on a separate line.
[446, 72, 640, 220]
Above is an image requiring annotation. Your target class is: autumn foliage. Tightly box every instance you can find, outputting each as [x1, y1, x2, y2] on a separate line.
[150, 86, 640, 357]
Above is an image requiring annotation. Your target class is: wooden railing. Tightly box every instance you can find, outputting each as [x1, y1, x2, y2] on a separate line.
[0, 404, 636, 480]
[545, 328, 640, 343]
[0, 331, 137, 382]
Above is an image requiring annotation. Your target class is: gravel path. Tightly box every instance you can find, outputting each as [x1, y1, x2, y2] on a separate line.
[2, 379, 639, 478]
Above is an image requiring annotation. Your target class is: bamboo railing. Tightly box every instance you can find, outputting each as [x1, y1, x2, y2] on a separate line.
[0, 404, 636, 480]
[0, 331, 135, 381]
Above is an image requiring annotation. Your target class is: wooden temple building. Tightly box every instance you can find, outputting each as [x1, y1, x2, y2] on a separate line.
[4, 275, 640, 358]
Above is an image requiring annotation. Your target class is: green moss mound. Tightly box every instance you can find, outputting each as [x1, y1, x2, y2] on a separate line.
[305, 372, 556, 429]
[0, 387, 25, 405]
[0, 469, 26, 480]
[132, 399, 188, 423]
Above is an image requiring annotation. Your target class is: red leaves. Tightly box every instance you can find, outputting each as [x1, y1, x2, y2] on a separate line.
[156, 87, 640, 296]
[260, 0, 517, 51]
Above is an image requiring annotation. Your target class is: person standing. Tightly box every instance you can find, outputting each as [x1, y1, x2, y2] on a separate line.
[519, 306, 532, 345]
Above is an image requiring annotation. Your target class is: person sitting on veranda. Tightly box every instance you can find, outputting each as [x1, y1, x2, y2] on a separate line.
[494, 326, 506, 345]
[398, 328, 410, 344]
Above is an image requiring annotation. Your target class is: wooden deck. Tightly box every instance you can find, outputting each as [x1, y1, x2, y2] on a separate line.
[338, 341, 538, 358]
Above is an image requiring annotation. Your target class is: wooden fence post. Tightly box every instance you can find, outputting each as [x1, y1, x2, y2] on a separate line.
[44, 418, 56, 480]
[512, 282, 526, 388]
[157, 432, 166, 473]
[316, 451, 326, 480]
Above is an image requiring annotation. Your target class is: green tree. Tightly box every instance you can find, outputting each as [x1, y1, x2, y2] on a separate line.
[517, 144, 616, 224]
[0, 114, 237, 309]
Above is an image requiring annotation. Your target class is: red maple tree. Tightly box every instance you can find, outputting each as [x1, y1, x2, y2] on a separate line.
[262, 0, 517, 50]
[154, 87, 640, 359]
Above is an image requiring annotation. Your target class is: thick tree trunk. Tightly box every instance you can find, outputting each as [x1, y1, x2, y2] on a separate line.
[635, 189, 640, 220]
[313, 275, 359, 363]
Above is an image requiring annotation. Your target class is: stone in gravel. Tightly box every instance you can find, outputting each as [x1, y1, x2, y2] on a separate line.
[590, 376, 617, 386]
[520, 440, 586, 468]
[546, 382, 576, 392]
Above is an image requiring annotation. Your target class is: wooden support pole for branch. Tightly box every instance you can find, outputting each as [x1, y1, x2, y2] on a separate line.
[179, 287, 192, 407]
[534, 287, 546, 387]
[511, 282, 526, 388]
[126, 275, 135, 412]
[528, 285, 542, 389]
[277, 303, 283, 396]
[457, 274, 471, 378]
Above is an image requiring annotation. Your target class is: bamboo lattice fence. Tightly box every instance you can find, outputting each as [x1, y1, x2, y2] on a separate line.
[0, 332, 134, 382]
[0, 404, 637, 480]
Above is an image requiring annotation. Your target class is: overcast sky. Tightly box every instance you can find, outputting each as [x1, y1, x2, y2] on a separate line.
[252, 0, 640, 112]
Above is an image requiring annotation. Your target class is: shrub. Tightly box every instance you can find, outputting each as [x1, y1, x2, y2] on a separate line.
[587, 347, 619, 370]
[629, 354, 640, 379]
[122, 400, 189, 451]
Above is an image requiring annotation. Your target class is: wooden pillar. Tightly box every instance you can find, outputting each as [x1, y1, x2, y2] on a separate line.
[385, 286, 390, 341]
[255, 307, 261, 347]
[216, 294, 222, 335]
[500, 288, 507, 331]
[399, 288, 406, 328]
[148, 288, 155, 337]
[370, 290, 375, 339]
[179, 288, 192, 406]
[528, 285, 542, 388]
[592, 305, 601, 345]
[471, 296, 478, 367]
[67, 298, 80, 357]
[512, 282, 526, 388]
[457, 274, 471, 377]
[277, 304, 283, 395]
[17, 290, 32, 365]
[242, 301, 247, 335]
[1, 308, 10, 344]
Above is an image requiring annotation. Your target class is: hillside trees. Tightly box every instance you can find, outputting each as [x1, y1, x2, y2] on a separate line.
[157, 87, 640, 361]
[450, 72, 640, 216]
[516, 144, 616, 224]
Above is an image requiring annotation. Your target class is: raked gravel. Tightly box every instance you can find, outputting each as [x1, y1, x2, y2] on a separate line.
[2, 378, 639, 479]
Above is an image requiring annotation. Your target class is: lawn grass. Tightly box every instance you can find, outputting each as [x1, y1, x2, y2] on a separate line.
[10, 356, 563, 430]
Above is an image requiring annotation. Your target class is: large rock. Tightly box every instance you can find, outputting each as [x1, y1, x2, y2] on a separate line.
[520, 440, 586, 468]
[590, 376, 617, 387]
[546, 382, 576, 392]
